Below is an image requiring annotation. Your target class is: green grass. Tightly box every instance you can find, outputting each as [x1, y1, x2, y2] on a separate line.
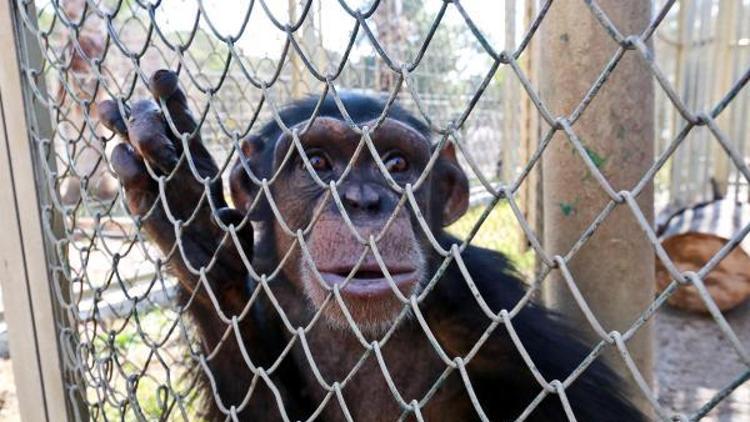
[446, 202, 536, 276]
[87, 307, 202, 421]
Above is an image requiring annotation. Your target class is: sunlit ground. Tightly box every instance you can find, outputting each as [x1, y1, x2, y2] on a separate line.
[447, 203, 536, 277]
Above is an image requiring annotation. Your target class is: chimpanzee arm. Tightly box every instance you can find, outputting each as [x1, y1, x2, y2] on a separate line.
[98, 70, 292, 419]
[98, 70, 253, 315]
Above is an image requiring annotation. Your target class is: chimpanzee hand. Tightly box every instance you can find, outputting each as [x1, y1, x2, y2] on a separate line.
[98, 70, 253, 310]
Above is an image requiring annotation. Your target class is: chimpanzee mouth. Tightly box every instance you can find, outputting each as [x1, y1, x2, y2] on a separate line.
[318, 264, 419, 298]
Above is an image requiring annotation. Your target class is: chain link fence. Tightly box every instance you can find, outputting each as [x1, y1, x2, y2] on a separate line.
[1, 0, 749, 420]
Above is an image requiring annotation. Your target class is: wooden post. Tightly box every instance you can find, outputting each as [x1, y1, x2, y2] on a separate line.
[0, 0, 74, 420]
[539, 0, 654, 414]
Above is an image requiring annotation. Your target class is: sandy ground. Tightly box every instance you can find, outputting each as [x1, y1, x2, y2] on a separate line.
[0, 303, 748, 421]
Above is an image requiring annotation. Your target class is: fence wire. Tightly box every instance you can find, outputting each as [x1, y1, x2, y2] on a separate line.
[7, 0, 750, 420]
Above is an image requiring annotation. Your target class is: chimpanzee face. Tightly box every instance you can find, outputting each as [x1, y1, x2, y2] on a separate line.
[238, 116, 468, 334]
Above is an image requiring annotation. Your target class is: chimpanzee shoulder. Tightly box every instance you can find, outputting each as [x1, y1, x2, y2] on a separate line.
[429, 234, 644, 421]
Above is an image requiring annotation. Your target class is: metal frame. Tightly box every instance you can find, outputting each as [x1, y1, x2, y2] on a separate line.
[0, 0, 72, 420]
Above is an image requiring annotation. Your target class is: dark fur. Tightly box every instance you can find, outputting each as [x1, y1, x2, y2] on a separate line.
[431, 235, 642, 420]
[190, 233, 644, 421]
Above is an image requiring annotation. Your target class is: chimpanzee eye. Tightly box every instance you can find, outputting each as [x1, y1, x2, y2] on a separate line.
[307, 152, 331, 172]
[385, 154, 409, 173]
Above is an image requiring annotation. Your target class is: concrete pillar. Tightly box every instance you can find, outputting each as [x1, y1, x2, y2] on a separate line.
[539, 0, 654, 412]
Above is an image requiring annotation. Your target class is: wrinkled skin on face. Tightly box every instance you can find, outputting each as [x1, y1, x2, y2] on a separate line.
[239, 117, 468, 333]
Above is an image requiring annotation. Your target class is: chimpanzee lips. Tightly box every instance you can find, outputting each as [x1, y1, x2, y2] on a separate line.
[318, 264, 419, 298]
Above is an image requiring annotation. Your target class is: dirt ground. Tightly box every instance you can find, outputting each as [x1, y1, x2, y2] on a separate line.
[655, 300, 750, 421]
[0, 303, 748, 421]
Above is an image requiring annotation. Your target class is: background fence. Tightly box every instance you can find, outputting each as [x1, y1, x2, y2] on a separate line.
[0, 0, 748, 421]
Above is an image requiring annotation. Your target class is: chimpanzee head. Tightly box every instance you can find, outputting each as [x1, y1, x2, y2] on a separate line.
[231, 94, 469, 333]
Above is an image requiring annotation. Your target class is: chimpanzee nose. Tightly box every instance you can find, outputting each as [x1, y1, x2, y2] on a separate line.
[341, 183, 381, 214]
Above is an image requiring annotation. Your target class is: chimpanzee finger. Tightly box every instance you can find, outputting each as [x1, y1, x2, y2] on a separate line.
[111, 143, 150, 188]
[97, 100, 129, 137]
[127, 100, 179, 173]
[149, 70, 197, 137]
[149, 69, 225, 206]
[111, 143, 157, 216]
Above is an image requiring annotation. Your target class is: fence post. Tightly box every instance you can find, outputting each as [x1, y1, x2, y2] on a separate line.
[539, 0, 654, 412]
[0, 0, 72, 420]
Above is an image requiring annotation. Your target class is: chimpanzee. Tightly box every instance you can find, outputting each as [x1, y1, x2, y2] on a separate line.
[97, 70, 645, 421]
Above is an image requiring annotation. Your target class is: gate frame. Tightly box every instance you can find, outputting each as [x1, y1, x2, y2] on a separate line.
[0, 0, 74, 420]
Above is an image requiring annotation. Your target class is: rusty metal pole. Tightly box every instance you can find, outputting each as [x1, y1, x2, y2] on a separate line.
[539, 0, 654, 413]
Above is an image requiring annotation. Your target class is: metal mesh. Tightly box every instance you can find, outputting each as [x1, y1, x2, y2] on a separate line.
[7, 0, 750, 420]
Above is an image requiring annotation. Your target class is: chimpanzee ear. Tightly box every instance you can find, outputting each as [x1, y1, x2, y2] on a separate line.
[230, 135, 271, 221]
[435, 142, 469, 226]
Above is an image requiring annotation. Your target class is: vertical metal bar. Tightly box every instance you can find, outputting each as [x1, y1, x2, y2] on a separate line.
[0, 0, 71, 420]
[539, 0, 654, 414]
[729, 2, 747, 201]
[502, 0, 518, 184]
[670, 0, 692, 206]
[710, 0, 739, 197]
[694, 0, 714, 201]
